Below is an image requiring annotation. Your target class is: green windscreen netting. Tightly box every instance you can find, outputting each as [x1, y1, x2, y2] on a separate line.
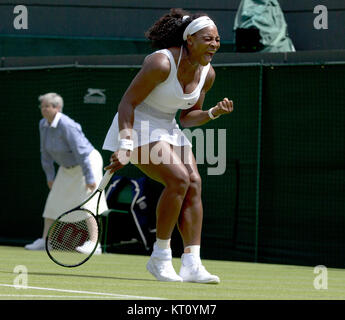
[0, 63, 344, 267]
[259, 65, 345, 266]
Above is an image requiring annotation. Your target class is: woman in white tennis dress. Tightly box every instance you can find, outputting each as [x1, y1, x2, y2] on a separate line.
[103, 8, 233, 283]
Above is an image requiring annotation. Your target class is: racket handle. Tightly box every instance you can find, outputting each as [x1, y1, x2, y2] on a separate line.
[97, 170, 114, 192]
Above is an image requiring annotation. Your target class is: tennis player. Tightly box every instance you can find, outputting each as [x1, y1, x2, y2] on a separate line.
[25, 93, 108, 253]
[103, 9, 233, 283]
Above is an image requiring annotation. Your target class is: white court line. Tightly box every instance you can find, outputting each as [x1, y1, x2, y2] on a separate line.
[0, 284, 165, 300]
[0, 295, 117, 299]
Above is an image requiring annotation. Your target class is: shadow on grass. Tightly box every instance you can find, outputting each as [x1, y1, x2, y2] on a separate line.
[0, 269, 156, 283]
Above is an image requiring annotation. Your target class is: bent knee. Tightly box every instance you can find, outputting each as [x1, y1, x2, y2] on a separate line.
[189, 172, 202, 194]
[166, 170, 190, 195]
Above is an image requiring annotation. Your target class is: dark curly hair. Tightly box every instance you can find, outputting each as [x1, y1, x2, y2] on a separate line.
[145, 8, 209, 49]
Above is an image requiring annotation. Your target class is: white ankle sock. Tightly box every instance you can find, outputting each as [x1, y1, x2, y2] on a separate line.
[184, 245, 200, 257]
[155, 238, 171, 250]
[182, 245, 201, 266]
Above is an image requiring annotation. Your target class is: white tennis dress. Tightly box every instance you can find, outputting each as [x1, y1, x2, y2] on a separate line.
[103, 47, 210, 152]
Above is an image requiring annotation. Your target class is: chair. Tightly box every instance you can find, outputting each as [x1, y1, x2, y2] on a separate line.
[100, 183, 134, 253]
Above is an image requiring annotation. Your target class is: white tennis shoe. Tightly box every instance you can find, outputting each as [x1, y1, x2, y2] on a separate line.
[179, 253, 220, 284]
[146, 244, 183, 282]
[25, 238, 45, 251]
[75, 241, 102, 255]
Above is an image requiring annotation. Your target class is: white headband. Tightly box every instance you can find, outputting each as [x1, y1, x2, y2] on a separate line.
[183, 16, 216, 41]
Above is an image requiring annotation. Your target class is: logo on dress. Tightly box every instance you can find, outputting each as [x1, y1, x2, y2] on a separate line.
[83, 88, 106, 104]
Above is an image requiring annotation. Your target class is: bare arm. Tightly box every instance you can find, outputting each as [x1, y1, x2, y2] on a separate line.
[105, 53, 170, 172]
[118, 53, 170, 138]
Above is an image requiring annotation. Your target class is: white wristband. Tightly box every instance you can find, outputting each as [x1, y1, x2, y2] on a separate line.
[119, 139, 134, 151]
[208, 107, 220, 120]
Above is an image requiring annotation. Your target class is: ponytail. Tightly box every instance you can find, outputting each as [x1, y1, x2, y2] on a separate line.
[145, 8, 207, 49]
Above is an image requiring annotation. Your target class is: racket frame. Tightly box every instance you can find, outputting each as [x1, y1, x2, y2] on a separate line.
[45, 170, 113, 267]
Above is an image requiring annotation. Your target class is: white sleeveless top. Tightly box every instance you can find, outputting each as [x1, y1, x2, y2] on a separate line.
[103, 47, 210, 151]
[143, 48, 210, 113]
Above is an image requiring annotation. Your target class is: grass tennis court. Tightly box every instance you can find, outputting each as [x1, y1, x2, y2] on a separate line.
[0, 245, 344, 300]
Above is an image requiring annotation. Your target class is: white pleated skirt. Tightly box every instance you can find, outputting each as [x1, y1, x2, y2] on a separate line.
[103, 102, 192, 152]
[42, 149, 108, 219]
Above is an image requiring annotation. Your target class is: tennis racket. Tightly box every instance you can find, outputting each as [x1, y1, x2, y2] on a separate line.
[45, 170, 114, 267]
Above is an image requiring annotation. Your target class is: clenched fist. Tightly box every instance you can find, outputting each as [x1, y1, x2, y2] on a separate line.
[212, 98, 234, 117]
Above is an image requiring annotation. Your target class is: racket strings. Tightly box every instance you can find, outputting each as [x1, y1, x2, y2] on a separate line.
[46, 209, 99, 267]
[49, 219, 90, 251]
